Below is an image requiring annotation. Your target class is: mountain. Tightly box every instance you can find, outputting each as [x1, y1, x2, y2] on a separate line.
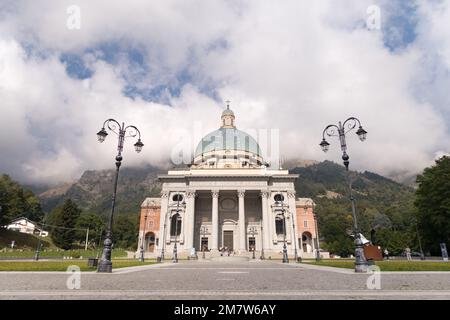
[37, 160, 415, 222]
[290, 161, 417, 256]
[4, 160, 419, 255]
[38, 165, 163, 217]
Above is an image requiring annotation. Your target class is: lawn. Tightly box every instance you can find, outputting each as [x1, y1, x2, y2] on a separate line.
[302, 259, 450, 271]
[0, 228, 55, 250]
[0, 259, 157, 271]
[0, 248, 128, 259]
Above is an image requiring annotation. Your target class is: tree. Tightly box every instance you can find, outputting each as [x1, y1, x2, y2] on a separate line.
[112, 214, 138, 250]
[0, 174, 44, 226]
[50, 199, 81, 249]
[75, 212, 104, 248]
[415, 156, 450, 255]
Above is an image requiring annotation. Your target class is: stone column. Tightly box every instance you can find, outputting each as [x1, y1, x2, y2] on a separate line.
[238, 190, 246, 251]
[158, 191, 169, 256]
[185, 190, 196, 251]
[260, 191, 270, 250]
[211, 190, 219, 250]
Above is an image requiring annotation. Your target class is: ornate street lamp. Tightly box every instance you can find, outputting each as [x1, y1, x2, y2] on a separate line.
[139, 210, 148, 262]
[34, 215, 47, 261]
[172, 194, 184, 263]
[260, 219, 265, 260]
[34, 228, 43, 261]
[320, 117, 369, 273]
[412, 216, 425, 260]
[96, 119, 143, 273]
[274, 194, 289, 263]
[291, 213, 299, 262]
[249, 226, 257, 259]
[200, 226, 207, 259]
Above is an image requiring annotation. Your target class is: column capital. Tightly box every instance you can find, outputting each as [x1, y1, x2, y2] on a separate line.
[161, 191, 169, 198]
[260, 191, 269, 198]
[186, 190, 196, 198]
[211, 190, 220, 198]
[237, 189, 246, 198]
[287, 191, 296, 199]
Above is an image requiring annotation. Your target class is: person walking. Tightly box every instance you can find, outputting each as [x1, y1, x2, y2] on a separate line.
[384, 248, 389, 260]
[405, 247, 412, 261]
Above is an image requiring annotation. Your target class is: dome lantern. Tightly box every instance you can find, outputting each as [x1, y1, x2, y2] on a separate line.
[221, 100, 235, 128]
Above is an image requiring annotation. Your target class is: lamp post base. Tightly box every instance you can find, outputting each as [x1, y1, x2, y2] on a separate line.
[282, 247, 289, 263]
[355, 262, 368, 273]
[354, 235, 369, 273]
[97, 260, 112, 273]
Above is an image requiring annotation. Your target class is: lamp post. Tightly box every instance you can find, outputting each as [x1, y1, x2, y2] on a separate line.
[249, 226, 256, 259]
[260, 219, 265, 260]
[320, 117, 368, 273]
[413, 217, 425, 260]
[201, 226, 207, 259]
[34, 228, 43, 261]
[274, 195, 289, 263]
[34, 215, 47, 261]
[96, 119, 143, 273]
[139, 210, 148, 262]
[172, 194, 184, 263]
[291, 213, 298, 262]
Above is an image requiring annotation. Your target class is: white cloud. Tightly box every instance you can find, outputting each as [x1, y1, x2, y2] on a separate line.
[0, 0, 448, 184]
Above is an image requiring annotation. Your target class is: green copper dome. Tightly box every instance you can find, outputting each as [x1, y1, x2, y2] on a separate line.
[195, 127, 262, 158]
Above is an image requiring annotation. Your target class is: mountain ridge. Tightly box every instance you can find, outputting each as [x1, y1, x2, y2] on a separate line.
[34, 160, 415, 220]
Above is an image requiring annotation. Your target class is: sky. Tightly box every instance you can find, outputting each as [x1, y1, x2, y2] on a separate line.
[0, 0, 449, 185]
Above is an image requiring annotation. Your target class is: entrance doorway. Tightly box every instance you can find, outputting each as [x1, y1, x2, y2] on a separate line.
[223, 230, 234, 251]
[146, 232, 155, 252]
[201, 237, 208, 251]
[248, 237, 256, 251]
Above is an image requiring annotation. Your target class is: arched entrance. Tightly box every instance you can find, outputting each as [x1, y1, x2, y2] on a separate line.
[146, 232, 156, 252]
[302, 232, 313, 253]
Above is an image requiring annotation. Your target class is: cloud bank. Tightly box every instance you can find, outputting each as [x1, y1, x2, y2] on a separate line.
[0, 0, 449, 184]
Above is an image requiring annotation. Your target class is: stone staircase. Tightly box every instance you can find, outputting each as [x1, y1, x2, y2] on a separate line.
[129, 250, 312, 261]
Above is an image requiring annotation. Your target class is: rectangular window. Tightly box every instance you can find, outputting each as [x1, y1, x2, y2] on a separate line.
[275, 218, 284, 235]
[304, 221, 308, 228]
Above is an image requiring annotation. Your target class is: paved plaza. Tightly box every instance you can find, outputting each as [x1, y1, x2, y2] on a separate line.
[0, 260, 450, 300]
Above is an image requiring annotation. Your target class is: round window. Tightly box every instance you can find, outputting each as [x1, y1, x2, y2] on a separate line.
[172, 194, 183, 202]
[274, 194, 284, 202]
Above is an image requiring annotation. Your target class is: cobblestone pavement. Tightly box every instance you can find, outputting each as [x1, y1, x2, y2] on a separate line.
[0, 260, 449, 300]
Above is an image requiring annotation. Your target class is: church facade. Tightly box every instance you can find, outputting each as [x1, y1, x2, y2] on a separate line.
[137, 106, 321, 259]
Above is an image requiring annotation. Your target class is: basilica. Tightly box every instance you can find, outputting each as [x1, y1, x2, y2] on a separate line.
[137, 106, 323, 259]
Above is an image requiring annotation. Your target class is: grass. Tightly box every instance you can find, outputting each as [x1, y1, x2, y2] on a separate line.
[1, 229, 130, 259]
[0, 259, 157, 271]
[0, 228, 55, 250]
[302, 259, 450, 271]
[0, 248, 128, 259]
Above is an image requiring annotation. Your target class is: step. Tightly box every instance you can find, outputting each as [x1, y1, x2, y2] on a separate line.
[210, 256, 250, 262]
